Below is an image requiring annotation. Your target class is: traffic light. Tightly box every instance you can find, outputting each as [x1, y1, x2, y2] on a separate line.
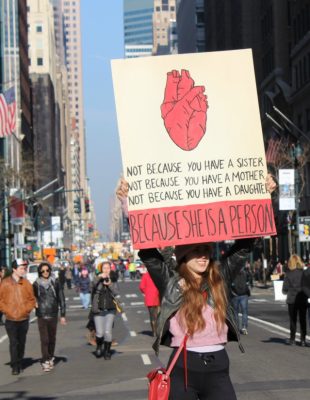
[74, 197, 81, 214]
[84, 196, 90, 213]
[88, 223, 94, 233]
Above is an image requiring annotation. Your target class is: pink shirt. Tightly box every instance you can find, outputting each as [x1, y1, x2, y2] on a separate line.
[170, 304, 228, 348]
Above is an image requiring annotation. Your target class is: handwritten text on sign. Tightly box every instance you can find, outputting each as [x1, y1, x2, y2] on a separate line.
[126, 157, 267, 206]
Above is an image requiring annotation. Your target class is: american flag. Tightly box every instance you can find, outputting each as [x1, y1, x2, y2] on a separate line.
[266, 137, 281, 164]
[0, 87, 16, 138]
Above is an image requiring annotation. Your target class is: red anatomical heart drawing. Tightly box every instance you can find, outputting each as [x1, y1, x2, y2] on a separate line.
[161, 69, 208, 151]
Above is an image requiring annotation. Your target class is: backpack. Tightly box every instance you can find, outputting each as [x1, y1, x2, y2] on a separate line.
[232, 270, 250, 296]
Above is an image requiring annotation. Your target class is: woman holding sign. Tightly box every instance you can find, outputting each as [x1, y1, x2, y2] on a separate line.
[117, 176, 276, 400]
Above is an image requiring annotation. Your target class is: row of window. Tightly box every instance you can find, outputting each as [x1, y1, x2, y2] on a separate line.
[125, 28, 153, 37]
[155, 6, 175, 12]
[124, 8, 153, 17]
[126, 48, 152, 53]
[124, 21, 153, 31]
[28, 57, 43, 66]
[293, 52, 310, 91]
[124, 15, 153, 24]
[292, 5, 310, 45]
[125, 35, 153, 44]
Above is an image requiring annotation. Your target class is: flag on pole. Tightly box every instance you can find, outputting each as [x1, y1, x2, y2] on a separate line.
[0, 87, 16, 137]
[266, 137, 281, 164]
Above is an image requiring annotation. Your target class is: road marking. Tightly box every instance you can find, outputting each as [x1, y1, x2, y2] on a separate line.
[130, 302, 144, 306]
[69, 305, 83, 309]
[249, 315, 310, 340]
[0, 334, 8, 344]
[141, 354, 152, 365]
[144, 319, 150, 323]
[73, 296, 80, 301]
[125, 294, 138, 298]
[249, 299, 267, 303]
[0, 316, 37, 344]
[122, 313, 128, 321]
[130, 331, 137, 337]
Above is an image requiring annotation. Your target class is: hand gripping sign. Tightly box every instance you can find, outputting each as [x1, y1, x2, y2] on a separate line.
[112, 50, 276, 249]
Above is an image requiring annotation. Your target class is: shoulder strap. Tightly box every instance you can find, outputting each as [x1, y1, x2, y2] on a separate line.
[166, 334, 188, 378]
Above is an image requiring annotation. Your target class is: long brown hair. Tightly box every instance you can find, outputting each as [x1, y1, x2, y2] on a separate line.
[178, 260, 228, 336]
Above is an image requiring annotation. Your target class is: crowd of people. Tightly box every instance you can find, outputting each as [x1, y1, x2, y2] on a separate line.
[0, 230, 309, 397]
[0, 256, 124, 375]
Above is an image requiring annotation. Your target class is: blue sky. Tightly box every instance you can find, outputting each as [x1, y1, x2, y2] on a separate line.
[81, 0, 124, 238]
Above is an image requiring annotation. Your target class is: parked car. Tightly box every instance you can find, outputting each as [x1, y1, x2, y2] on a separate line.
[135, 260, 147, 279]
[26, 262, 40, 284]
[27, 261, 59, 283]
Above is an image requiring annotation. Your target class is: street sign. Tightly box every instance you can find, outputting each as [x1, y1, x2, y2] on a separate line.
[299, 216, 310, 242]
[26, 236, 38, 241]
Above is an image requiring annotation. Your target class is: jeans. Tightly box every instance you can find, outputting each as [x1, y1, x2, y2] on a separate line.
[5, 319, 29, 368]
[80, 292, 91, 309]
[169, 349, 236, 400]
[232, 295, 249, 329]
[94, 310, 116, 342]
[37, 317, 58, 362]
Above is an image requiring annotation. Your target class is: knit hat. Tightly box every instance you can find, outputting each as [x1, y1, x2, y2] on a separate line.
[175, 243, 213, 265]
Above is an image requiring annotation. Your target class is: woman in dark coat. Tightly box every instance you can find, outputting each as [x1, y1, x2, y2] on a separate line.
[33, 262, 66, 372]
[282, 254, 308, 346]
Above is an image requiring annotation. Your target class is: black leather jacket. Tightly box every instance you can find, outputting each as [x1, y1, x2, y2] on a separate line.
[33, 279, 66, 318]
[139, 239, 253, 355]
[91, 278, 117, 314]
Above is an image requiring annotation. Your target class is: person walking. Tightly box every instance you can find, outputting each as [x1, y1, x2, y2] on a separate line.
[128, 259, 137, 280]
[0, 259, 36, 375]
[139, 272, 160, 336]
[33, 262, 66, 372]
[301, 264, 310, 329]
[282, 254, 308, 346]
[91, 261, 118, 360]
[77, 267, 91, 309]
[117, 175, 276, 400]
[231, 266, 252, 335]
[65, 265, 73, 289]
[58, 264, 66, 290]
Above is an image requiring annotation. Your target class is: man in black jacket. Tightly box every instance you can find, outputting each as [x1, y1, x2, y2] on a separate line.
[33, 262, 66, 372]
[231, 266, 252, 335]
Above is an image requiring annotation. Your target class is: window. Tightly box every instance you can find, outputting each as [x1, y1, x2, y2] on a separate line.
[37, 57, 43, 66]
[306, 108, 310, 132]
[36, 25, 43, 33]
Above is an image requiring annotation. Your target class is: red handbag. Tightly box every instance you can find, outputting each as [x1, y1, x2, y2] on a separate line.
[147, 335, 188, 400]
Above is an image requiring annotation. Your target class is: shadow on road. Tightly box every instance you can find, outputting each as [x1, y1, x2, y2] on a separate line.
[0, 392, 57, 400]
[138, 330, 154, 337]
[261, 337, 290, 346]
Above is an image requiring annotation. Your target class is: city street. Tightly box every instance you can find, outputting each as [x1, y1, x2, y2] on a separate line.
[0, 279, 309, 400]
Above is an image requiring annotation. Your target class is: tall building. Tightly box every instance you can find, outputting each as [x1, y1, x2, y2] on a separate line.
[176, 0, 310, 262]
[153, 0, 177, 55]
[27, 0, 66, 234]
[124, 0, 153, 58]
[176, 0, 206, 53]
[0, 0, 33, 265]
[61, 0, 86, 197]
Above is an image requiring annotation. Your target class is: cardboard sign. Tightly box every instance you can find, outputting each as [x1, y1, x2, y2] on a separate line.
[112, 49, 276, 249]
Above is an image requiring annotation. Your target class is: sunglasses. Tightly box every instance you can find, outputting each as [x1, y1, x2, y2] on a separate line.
[41, 269, 50, 273]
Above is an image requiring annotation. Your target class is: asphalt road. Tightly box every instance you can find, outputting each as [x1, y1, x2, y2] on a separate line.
[0, 279, 309, 400]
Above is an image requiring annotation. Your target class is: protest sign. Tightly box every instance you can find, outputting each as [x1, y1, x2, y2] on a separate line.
[112, 49, 276, 249]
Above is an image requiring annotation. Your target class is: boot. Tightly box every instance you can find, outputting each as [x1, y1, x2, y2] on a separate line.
[103, 341, 112, 360]
[95, 337, 103, 358]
